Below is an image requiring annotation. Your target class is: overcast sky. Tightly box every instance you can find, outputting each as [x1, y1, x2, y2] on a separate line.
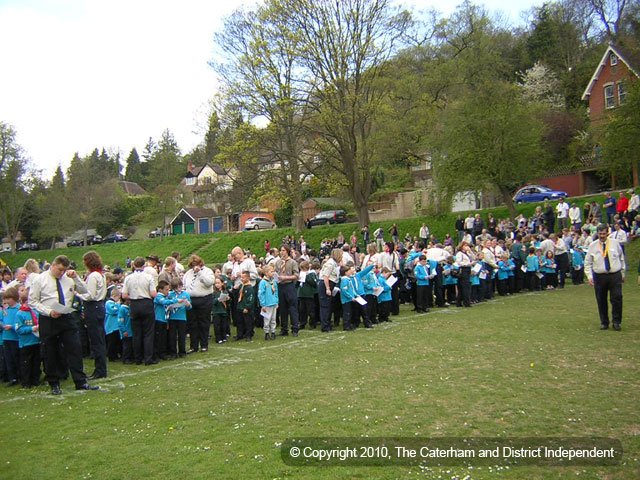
[0, 0, 541, 179]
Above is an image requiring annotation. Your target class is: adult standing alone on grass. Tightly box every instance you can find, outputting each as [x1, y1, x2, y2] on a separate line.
[29, 255, 99, 395]
[183, 255, 215, 353]
[584, 225, 626, 331]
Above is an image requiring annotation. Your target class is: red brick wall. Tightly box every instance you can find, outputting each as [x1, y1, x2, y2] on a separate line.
[590, 54, 635, 123]
[532, 174, 582, 197]
[239, 212, 275, 228]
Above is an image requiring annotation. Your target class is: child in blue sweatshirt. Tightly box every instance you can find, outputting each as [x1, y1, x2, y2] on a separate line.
[154, 280, 179, 361]
[258, 265, 279, 340]
[118, 301, 134, 364]
[104, 289, 122, 362]
[169, 279, 191, 358]
[541, 251, 557, 290]
[571, 248, 585, 285]
[497, 253, 511, 296]
[339, 265, 358, 331]
[2, 287, 20, 386]
[15, 287, 40, 388]
[351, 262, 375, 328]
[414, 255, 431, 313]
[525, 247, 541, 291]
[376, 267, 393, 323]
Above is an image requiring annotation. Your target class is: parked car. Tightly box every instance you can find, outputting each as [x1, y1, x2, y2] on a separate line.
[148, 228, 170, 238]
[102, 233, 128, 243]
[307, 209, 347, 227]
[66, 239, 83, 247]
[244, 217, 277, 230]
[87, 234, 102, 245]
[513, 185, 568, 204]
[17, 243, 38, 251]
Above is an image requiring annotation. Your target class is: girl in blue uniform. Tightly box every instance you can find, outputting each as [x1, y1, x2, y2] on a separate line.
[104, 289, 122, 362]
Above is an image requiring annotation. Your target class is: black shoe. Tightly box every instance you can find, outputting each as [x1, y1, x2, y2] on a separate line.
[292, 331, 299, 337]
[7, 379, 18, 387]
[158, 355, 167, 361]
[246, 336, 252, 342]
[145, 360, 159, 365]
[87, 374, 107, 380]
[613, 324, 621, 331]
[50, 384, 62, 395]
[75, 383, 100, 391]
[179, 353, 187, 358]
[233, 336, 244, 341]
[365, 325, 374, 328]
[169, 355, 178, 360]
[600, 325, 609, 330]
[123, 360, 135, 365]
[271, 333, 276, 340]
[279, 331, 289, 336]
[265, 333, 270, 341]
[187, 349, 198, 354]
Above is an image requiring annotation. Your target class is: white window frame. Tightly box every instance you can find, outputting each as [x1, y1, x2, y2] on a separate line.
[604, 83, 615, 109]
[618, 82, 627, 105]
[185, 177, 196, 186]
[610, 53, 618, 66]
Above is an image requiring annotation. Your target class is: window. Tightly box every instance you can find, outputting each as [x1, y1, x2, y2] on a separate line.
[604, 84, 615, 109]
[618, 82, 627, 105]
[185, 177, 195, 186]
[610, 53, 618, 66]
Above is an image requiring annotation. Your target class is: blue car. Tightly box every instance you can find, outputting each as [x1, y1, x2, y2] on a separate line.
[513, 185, 568, 204]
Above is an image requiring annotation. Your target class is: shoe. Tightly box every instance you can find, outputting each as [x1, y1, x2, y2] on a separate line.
[365, 325, 374, 329]
[613, 324, 621, 331]
[50, 384, 62, 395]
[201, 348, 208, 352]
[279, 331, 289, 336]
[292, 331, 299, 337]
[271, 332, 276, 340]
[246, 336, 252, 342]
[75, 383, 100, 391]
[87, 374, 107, 380]
[135, 361, 143, 365]
[233, 336, 243, 341]
[179, 353, 187, 358]
[158, 355, 167, 361]
[265, 333, 270, 341]
[7, 379, 18, 387]
[169, 355, 178, 360]
[123, 359, 135, 364]
[145, 360, 159, 365]
[187, 349, 198, 354]
[600, 325, 609, 330]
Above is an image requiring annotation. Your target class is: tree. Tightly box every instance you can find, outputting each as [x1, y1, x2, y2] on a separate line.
[124, 148, 143, 184]
[600, 80, 640, 187]
[35, 165, 72, 248]
[0, 122, 35, 253]
[432, 82, 548, 219]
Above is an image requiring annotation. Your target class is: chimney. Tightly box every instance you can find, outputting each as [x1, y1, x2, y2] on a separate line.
[187, 161, 194, 174]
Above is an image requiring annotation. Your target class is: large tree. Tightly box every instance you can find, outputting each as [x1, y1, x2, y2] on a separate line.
[0, 122, 35, 253]
[35, 165, 72, 248]
[432, 82, 548, 219]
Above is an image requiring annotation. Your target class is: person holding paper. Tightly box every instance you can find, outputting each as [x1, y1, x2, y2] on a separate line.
[211, 277, 230, 345]
[350, 262, 375, 329]
[258, 265, 279, 341]
[28, 255, 98, 395]
[297, 261, 317, 330]
[414, 255, 431, 314]
[339, 265, 358, 331]
[318, 249, 342, 333]
[168, 279, 191, 357]
[376, 267, 393, 322]
[454, 242, 474, 307]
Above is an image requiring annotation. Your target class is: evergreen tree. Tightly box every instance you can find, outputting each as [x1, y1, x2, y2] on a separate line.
[124, 148, 143, 184]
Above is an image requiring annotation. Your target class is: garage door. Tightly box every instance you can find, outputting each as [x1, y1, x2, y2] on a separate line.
[199, 218, 210, 234]
[185, 222, 195, 234]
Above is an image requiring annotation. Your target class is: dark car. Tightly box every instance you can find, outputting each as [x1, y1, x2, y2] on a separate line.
[87, 234, 103, 245]
[102, 233, 128, 243]
[513, 185, 568, 204]
[66, 239, 83, 247]
[308, 209, 347, 227]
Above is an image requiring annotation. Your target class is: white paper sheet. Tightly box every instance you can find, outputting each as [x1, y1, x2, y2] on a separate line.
[332, 287, 340, 296]
[472, 263, 482, 274]
[50, 302, 75, 314]
[521, 265, 527, 273]
[218, 293, 230, 302]
[386, 276, 397, 287]
[373, 287, 384, 297]
[355, 296, 367, 306]
[298, 271, 307, 283]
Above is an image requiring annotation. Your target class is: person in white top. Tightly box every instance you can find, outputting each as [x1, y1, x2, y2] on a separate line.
[172, 251, 185, 276]
[341, 244, 354, 266]
[7, 267, 27, 290]
[78, 251, 108, 379]
[183, 254, 215, 353]
[556, 197, 570, 232]
[568, 202, 582, 231]
[609, 223, 628, 248]
[144, 254, 160, 282]
[28, 255, 98, 395]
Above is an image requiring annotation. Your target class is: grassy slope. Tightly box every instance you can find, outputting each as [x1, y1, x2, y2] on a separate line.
[2, 192, 631, 271]
[0, 277, 637, 479]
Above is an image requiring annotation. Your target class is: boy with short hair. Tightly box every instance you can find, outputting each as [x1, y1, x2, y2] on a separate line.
[153, 280, 179, 361]
[339, 265, 357, 331]
[377, 267, 393, 323]
[168, 279, 191, 358]
[104, 289, 122, 362]
[414, 255, 431, 313]
[2, 287, 20, 386]
[118, 300, 134, 364]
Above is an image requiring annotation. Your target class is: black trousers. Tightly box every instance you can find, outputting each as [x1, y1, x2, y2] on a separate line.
[377, 301, 390, 322]
[416, 284, 429, 312]
[106, 331, 121, 361]
[3, 339, 19, 382]
[39, 314, 87, 386]
[556, 253, 569, 288]
[187, 295, 213, 351]
[84, 301, 107, 376]
[318, 281, 335, 332]
[342, 302, 353, 330]
[121, 337, 133, 362]
[390, 273, 400, 315]
[129, 299, 155, 364]
[168, 320, 187, 355]
[364, 294, 376, 324]
[237, 310, 254, 339]
[212, 314, 227, 343]
[299, 297, 316, 328]
[456, 267, 471, 307]
[20, 344, 41, 387]
[154, 321, 168, 359]
[279, 283, 299, 334]
[434, 268, 445, 307]
[593, 272, 623, 327]
[514, 259, 524, 292]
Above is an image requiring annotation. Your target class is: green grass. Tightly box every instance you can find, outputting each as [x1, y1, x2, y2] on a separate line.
[0, 276, 638, 479]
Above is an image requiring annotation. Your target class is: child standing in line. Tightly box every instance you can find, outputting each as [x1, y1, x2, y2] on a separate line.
[212, 277, 229, 344]
[507, 255, 516, 294]
[525, 247, 540, 291]
[104, 289, 122, 362]
[2, 287, 20, 386]
[497, 253, 511, 296]
[362, 261, 379, 325]
[15, 286, 40, 388]
[258, 265, 279, 341]
[442, 257, 458, 305]
[297, 261, 317, 330]
[571, 248, 585, 285]
[118, 300, 134, 364]
[339, 264, 358, 331]
[541, 251, 557, 290]
[154, 280, 179, 361]
[237, 271, 256, 342]
[414, 255, 431, 314]
[376, 267, 393, 323]
[169, 279, 191, 358]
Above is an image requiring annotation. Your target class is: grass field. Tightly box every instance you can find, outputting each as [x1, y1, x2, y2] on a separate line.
[0, 279, 638, 479]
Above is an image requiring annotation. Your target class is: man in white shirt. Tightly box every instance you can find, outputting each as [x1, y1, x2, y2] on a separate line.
[29, 255, 99, 395]
[568, 202, 582, 231]
[7, 267, 27, 289]
[555, 197, 570, 232]
[584, 225, 625, 331]
[144, 254, 160, 282]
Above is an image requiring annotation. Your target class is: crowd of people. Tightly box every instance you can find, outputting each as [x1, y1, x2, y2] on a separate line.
[0, 190, 637, 395]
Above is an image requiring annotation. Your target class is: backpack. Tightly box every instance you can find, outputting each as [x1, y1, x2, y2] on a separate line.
[403, 256, 417, 280]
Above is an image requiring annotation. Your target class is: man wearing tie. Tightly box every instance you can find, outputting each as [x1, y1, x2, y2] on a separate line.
[275, 246, 300, 337]
[28, 255, 99, 395]
[584, 225, 626, 331]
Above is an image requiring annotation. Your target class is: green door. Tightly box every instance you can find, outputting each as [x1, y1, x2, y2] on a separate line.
[185, 222, 195, 234]
[173, 224, 183, 235]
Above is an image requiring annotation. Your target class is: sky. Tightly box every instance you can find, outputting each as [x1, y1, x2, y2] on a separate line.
[0, 0, 542, 179]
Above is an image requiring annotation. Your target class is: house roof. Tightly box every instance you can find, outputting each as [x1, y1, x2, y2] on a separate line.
[118, 181, 147, 195]
[582, 44, 640, 101]
[185, 163, 227, 178]
[170, 206, 219, 224]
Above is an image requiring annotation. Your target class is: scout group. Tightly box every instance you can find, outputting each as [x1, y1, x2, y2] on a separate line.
[0, 196, 636, 395]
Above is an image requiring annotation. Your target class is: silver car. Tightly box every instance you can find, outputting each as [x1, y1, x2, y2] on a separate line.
[244, 217, 277, 230]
